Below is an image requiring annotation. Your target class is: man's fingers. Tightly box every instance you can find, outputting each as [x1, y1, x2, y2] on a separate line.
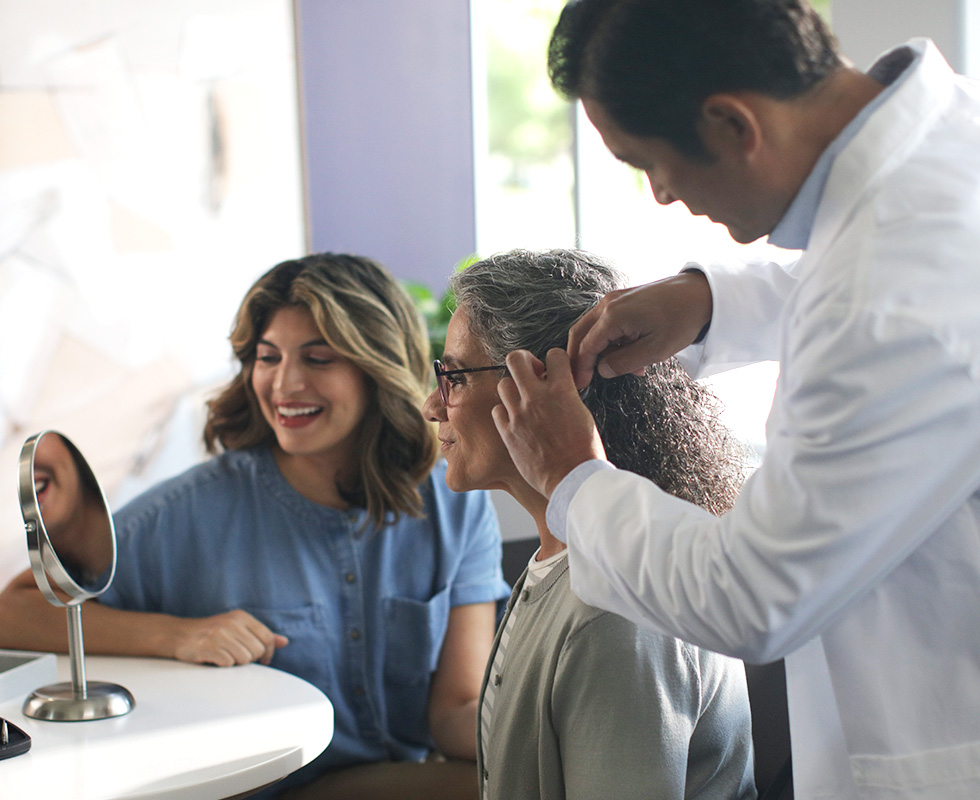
[494, 369, 520, 431]
[504, 350, 545, 386]
[491, 401, 510, 437]
[498, 349, 581, 413]
[594, 339, 658, 379]
[570, 312, 647, 384]
[567, 305, 606, 389]
[495, 373, 519, 404]
[543, 348, 579, 391]
[569, 274, 714, 384]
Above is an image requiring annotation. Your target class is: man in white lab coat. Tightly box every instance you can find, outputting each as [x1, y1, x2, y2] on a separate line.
[491, 2, 980, 799]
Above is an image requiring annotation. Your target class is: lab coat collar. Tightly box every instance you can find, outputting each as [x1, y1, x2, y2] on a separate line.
[795, 39, 956, 276]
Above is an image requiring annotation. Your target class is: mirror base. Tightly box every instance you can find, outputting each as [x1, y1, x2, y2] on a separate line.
[23, 681, 135, 722]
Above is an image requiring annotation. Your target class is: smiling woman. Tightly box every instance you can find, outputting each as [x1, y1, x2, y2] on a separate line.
[204, 253, 439, 529]
[248, 306, 371, 507]
[0, 253, 510, 800]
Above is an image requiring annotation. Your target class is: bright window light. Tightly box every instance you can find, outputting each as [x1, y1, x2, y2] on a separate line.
[474, 0, 805, 457]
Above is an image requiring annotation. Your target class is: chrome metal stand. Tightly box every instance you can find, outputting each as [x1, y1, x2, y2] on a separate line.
[23, 604, 134, 722]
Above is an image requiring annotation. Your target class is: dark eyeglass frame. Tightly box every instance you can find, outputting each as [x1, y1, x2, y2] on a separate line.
[433, 359, 506, 406]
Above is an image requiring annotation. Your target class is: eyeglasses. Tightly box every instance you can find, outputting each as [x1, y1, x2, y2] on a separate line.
[433, 359, 506, 406]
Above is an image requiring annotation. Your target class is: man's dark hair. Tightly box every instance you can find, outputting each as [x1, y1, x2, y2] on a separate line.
[548, 0, 842, 157]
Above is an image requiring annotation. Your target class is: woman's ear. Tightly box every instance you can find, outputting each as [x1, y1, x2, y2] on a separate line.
[698, 93, 763, 161]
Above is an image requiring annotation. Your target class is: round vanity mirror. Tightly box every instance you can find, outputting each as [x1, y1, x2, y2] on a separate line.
[17, 430, 135, 721]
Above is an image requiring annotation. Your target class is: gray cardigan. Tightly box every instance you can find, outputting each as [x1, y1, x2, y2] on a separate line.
[477, 556, 756, 800]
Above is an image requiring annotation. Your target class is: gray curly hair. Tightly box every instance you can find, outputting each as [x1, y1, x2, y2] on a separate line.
[451, 248, 748, 515]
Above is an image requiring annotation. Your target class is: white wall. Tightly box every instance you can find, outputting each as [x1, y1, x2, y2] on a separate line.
[831, 0, 980, 74]
[0, 0, 305, 587]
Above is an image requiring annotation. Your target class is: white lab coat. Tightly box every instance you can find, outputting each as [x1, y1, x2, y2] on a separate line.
[561, 40, 980, 800]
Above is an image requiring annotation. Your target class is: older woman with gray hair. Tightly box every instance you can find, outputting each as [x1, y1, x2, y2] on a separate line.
[423, 248, 757, 800]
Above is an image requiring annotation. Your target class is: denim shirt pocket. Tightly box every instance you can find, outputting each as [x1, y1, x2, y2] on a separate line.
[242, 603, 336, 697]
[381, 585, 452, 745]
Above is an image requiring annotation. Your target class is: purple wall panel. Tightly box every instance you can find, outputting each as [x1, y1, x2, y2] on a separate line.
[296, 0, 477, 289]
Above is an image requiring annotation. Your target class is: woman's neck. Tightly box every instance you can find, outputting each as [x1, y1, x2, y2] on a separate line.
[271, 447, 351, 509]
[509, 480, 567, 561]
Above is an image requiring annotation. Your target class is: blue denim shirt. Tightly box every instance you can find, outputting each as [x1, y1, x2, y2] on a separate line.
[100, 447, 509, 783]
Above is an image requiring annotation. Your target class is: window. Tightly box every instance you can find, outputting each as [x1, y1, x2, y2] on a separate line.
[475, 0, 797, 455]
[473, 0, 575, 256]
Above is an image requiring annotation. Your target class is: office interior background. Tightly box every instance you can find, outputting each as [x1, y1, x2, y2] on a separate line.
[1, 0, 977, 581]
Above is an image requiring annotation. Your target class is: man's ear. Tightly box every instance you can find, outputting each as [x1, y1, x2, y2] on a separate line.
[699, 94, 763, 160]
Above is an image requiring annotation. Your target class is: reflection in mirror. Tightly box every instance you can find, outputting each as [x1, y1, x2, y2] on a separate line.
[18, 431, 134, 722]
[32, 432, 114, 593]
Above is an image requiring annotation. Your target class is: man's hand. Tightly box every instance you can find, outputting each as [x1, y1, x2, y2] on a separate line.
[493, 349, 606, 498]
[171, 609, 288, 667]
[567, 270, 712, 389]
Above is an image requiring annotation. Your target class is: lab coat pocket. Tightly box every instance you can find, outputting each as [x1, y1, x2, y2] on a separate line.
[852, 738, 980, 800]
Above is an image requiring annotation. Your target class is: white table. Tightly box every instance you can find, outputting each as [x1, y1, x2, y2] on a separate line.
[0, 654, 333, 799]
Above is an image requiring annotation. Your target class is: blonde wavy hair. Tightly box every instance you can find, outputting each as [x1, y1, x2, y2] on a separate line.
[204, 253, 438, 529]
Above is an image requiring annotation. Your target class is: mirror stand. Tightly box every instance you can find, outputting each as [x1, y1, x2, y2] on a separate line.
[18, 431, 135, 722]
[23, 604, 134, 722]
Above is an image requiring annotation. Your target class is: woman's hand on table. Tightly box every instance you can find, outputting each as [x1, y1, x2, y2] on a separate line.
[171, 609, 288, 667]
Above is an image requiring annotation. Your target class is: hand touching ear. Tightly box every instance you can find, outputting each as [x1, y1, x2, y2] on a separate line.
[492, 349, 606, 498]
[567, 271, 712, 389]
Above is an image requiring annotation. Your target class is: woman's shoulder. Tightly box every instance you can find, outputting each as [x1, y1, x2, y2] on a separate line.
[113, 448, 267, 528]
[560, 581, 699, 669]
[568, 603, 744, 697]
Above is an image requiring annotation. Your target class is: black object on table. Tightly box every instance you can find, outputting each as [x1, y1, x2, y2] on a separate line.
[0, 717, 31, 760]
